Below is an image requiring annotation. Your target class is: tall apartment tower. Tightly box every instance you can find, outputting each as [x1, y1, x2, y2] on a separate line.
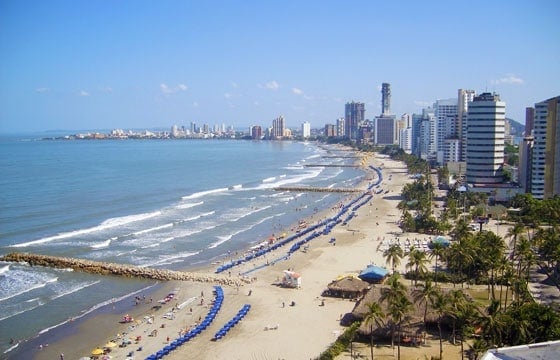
[466, 93, 506, 184]
[302, 121, 311, 138]
[434, 98, 458, 164]
[458, 89, 476, 161]
[344, 102, 365, 140]
[531, 96, 560, 199]
[272, 115, 285, 139]
[381, 83, 391, 115]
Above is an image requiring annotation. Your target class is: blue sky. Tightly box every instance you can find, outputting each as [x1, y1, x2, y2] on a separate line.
[1, 0, 559, 133]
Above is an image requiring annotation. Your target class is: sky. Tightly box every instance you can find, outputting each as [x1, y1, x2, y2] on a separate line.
[1, 0, 559, 133]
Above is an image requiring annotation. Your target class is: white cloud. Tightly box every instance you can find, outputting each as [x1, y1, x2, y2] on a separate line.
[79, 90, 90, 97]
[414, 100, 431, 107]
[99, 86, 113, 93]
[491, 74, 524, 85]
[224, 93, 232, 99]
[192, 102, 199, 107]
[292, 88, 303, 95]
[35, 87, 49, 93]
[259, 80, 279, 90]
[231, 81, 238, 88]
[160, 83, 188, 94]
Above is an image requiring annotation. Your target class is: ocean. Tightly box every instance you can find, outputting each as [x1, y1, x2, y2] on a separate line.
[0, 135, 364, 356]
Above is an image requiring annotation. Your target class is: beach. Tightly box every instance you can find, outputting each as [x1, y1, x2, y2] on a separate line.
[30, 150, 527, 360]
[28, 150, 409, 360]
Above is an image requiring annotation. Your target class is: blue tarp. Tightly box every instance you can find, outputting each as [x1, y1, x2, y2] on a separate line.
[358, 265, 389, 282]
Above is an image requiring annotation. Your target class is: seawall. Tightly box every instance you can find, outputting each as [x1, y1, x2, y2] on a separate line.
[0, 252, 242, 287]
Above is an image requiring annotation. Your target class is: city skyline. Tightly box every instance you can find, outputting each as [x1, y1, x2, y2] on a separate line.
[1, 1, 559, 133]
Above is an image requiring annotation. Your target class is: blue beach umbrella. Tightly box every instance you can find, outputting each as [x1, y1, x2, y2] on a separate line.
[358, 265, 388, 283]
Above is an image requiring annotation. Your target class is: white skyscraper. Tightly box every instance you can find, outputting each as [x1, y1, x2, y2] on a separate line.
[302, 121, 311, 138]
[466, 93, 505, 184]
[434, 98, 458, 164]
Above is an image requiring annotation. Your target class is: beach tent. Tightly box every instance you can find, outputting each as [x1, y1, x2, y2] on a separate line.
[358, 265, 388, 283]
[282, 270, 302, 288]
[430, 236, 450, 248]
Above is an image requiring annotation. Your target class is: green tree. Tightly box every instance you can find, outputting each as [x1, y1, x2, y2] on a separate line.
[406, 248, 429, 285]
[383, 244, 404, 274]
[412, 279, 439, 342]
[363, 302, 384, 360]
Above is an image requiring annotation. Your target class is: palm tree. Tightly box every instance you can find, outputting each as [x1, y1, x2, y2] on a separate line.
[506, 222, 524, 264]
[412, 279, 439, 343]
[480, 300, 506, 348]
[380, 274, 408, 349]
[430, 242, 446, 286]
[432, 289, 448, 360]
[406, 248, 429, 285]
[363, 302, 384, 360]
[384, 244, 404, 274]
[389, 294, 412, 360]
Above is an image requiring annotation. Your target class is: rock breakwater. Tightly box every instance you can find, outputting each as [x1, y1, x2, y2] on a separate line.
[0, 252, 242, 287]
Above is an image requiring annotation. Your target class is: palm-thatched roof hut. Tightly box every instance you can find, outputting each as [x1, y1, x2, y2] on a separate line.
[324, 276, 370, 299]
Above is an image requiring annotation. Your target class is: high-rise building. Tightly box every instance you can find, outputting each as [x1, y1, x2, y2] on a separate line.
[251, 125, 262, 140]
[324, 124, 336, 137]
[381, 83, 391, 115]
[434, 98, 459, 164]
[530, 96, 560, 199]
[336, 118, 345, 137]
[272, 115, 285, 139]
[374, 116, 395, 145]
[344, 102, 365, 140]
[466, 93, 506, 185]
[302, 121, 311, 138]
[458, 89, 476, 161]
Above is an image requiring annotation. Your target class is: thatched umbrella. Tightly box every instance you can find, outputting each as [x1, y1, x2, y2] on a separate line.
[325, 276, 370, 299]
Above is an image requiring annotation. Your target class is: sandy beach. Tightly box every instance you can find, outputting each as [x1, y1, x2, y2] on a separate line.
[32, 150, 513, 360]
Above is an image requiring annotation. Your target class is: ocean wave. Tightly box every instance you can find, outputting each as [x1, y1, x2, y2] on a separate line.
[255, 168, 323, 190]
[178, 210, 216, 224]
[208, 234, 232, 249]
[176, 201, 204, 209]
[181, 187, 229, 200]
[132, 223, 173, 236]
[0, 264, 9, 275]
[90, 239, 111, 249]
[262, 176, 276, 183]
[11, 210, 162, 248]
[141, 250, 201, 268]
[0, 276, 58, 303]
[140, 236, 175, 249]
[229, 184, 242, 190]
[50, 280, 101, 301]
[225, 205, 271, 223]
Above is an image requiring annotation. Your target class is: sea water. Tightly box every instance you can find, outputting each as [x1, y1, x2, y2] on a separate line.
[0, 135, 364, 355]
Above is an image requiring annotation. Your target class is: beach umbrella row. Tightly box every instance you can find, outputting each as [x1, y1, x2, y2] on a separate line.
[212, 304, 251, 340]
[144, 286, 224, 360]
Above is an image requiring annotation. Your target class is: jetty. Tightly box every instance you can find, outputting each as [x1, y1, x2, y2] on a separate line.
[0, 252, 242, 287]
[273, 186, 363, 193]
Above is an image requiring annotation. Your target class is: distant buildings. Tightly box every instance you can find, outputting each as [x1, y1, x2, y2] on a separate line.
[466, 92, 506, 185]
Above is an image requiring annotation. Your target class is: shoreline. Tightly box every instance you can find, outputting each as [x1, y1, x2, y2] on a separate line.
[25, 148, 400, 360]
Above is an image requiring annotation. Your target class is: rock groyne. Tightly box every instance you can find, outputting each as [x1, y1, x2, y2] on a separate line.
[0, 252, 242, 287]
